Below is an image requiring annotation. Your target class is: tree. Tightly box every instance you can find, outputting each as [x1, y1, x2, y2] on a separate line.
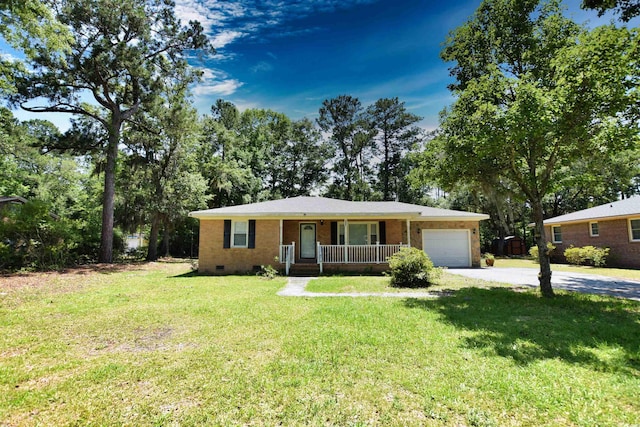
[9, 0, 211, 262]
[582, 0, 640, 21]
[437, 0, 638, 296]
[318, 95, 375, 200]
[366, 97, 422, 201]
[0, 0, 71, 93]
[120, 83, 208, 261]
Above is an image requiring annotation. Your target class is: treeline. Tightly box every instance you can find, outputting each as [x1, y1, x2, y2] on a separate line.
[0, 92, 429, 269]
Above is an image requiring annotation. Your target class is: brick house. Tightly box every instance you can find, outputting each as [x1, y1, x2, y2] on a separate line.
[189, 196, 489, 275]
[544, 196, 640, 268]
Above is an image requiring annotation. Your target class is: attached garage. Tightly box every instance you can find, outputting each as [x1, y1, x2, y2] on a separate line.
[422, 229, 471, 267]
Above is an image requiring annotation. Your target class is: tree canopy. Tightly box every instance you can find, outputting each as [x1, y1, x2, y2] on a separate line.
[8, 0, 212, 262]
[436, 0, 639, 296]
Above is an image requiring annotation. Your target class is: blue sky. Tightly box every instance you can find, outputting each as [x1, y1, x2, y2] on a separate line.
[6, 0, 636, 131]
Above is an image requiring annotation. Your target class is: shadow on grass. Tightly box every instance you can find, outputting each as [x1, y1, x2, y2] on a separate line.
[170, 270, 202, 278]
[404, 288, 640, 375]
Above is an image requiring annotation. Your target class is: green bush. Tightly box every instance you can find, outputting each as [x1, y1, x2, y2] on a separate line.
[529, 242, 556, 263]
[563, 245, 610, 267]
[0, 200, 100, 270]
[257, 264, 279, 280]
[564, 246, 585, 265]
[386, 247, 440, 288]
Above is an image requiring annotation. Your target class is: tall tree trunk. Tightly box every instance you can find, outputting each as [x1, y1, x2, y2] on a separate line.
[532, 200, 554, 297]
[98, 121, 121, 263]
[383, 137, 390, 200]
[162, 221, 170, 257]
[146, 216, 160, 261]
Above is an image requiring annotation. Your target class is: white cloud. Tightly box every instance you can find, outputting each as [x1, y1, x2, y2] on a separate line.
[210, 30, 245, 48]
[250, 61, 273, 73]
[194, 79, 243, 96]
[174, 0, 380, 48]
[0, 53, 19, 62]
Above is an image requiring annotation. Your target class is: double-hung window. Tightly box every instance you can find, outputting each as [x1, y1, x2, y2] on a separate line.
[589, 222, 599, 237]
[551, 225, 562, 243]
[629, 219, 640, 242]
[232, 220, 248, 248]
[338, 222, 378, 245]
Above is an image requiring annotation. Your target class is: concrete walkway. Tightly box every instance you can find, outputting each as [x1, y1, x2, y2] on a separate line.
[277, 277, 439, 298]
[447, 268, 640, 301]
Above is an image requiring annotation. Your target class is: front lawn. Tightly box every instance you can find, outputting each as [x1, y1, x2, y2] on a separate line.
[1, 262, 639, 426]
[493, 257, 640, 280]
[305, 272, 512, 294]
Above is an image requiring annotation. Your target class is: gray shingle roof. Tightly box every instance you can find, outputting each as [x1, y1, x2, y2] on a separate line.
[189, 196, 489, 220]
[544, 196, 640, 225]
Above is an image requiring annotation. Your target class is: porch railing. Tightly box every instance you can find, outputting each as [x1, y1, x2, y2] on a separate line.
[317, 243, 408, 273]
[279, 242, 295, 275]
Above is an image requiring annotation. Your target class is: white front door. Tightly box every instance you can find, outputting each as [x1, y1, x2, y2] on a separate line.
[300, 223, 316, 259]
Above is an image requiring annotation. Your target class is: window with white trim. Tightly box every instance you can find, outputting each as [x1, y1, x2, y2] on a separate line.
[629, 219, 640, 241]
[551, 225, 562, 243]
[232, 220, 248, 247]
[589, 222, 599, 237]
[338, 222, 378, 245]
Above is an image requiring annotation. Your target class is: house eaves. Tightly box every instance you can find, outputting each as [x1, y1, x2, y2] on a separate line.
[544, 196, 640, 225]
[189, 196, 490, 221]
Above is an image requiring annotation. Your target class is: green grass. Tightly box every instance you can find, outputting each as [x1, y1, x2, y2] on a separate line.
[493, 257, 640, 280]
[1, 263, 639, 426]
[306, 272, 512, 294]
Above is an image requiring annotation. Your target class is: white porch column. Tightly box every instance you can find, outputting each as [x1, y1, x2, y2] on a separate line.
[344, 219, 349, 263]
[406, 219, 411, 247]
[279, 219, 283, 246]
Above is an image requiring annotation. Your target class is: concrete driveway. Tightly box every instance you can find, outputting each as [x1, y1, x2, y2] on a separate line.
[447, 268, 640, 301]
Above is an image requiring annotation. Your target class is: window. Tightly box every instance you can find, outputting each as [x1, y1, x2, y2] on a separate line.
[551, 225, 562, 243]
[589, 222, 599, 237]
[232, 220, 248, 247]
[338, 222, 379, 245]
[629, 219, 640, 241]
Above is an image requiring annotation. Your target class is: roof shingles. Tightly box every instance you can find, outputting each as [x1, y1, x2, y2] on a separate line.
[189, 196, 489, 220]
[544, 196, 640, 225]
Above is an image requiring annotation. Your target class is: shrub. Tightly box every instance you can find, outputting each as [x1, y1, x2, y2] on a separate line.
[257, 264, 279, 280]
[564, 245, 586, 265]
[386, 247, 440, 288]
[564, 245, 610, 267]
[529, 242, 556, 263]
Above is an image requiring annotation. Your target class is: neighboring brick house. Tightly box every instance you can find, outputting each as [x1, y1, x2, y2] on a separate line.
[189, 196, 489, 275]
[544, 196, 640, 268]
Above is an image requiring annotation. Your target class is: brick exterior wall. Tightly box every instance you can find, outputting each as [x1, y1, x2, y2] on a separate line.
[198, 218, 483, 273]
[544, 218, 640, 268]
[198, 219, 280, 274]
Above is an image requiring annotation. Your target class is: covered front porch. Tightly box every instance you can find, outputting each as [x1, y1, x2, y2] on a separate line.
[276, 218, 410, 275]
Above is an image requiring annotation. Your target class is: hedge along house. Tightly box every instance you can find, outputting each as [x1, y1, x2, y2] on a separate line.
[189, 196, 489, 275]
[544, 196, 640, 268]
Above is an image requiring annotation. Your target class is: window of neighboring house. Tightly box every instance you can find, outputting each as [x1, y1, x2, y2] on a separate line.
[338, 222, 379, 245]
[589, 222, 599, 237]
[232, 220, 248, 247]
[551, 225, 562, 243]
[629, 219, 640, 242]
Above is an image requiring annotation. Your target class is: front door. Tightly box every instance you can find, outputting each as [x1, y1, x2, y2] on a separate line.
[300, 223, 316, 259]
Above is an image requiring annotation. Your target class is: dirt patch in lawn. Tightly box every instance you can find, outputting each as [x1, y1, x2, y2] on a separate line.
[0, 260, 191, 292]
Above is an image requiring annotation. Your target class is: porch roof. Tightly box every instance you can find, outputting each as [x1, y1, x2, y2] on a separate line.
[189, 196, 489, 221]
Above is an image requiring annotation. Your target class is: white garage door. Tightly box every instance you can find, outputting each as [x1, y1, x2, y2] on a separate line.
[422, 229, 471, 267]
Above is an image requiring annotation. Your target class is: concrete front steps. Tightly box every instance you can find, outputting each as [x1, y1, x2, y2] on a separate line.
[288, 263, 321, 277]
